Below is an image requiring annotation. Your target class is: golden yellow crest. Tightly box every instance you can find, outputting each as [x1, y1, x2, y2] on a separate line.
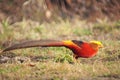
[90, 41, 103, 48]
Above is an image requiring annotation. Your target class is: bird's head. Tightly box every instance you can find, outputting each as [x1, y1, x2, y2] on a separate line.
[89, 41, 103, 50]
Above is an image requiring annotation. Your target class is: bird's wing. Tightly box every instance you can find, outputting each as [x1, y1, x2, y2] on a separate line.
[72, 40, 83, 47]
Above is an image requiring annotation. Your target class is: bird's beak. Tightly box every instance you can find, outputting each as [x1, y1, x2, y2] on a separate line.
[99, 44, 104, 48]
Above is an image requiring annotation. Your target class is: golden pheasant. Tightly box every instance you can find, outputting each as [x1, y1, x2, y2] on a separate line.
[0, 40, 103, 59]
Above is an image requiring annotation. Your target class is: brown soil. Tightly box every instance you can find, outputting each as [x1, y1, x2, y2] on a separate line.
[0, 0, 120, 24]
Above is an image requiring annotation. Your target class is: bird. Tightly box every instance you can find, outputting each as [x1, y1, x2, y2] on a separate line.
[0, 40, 103, 59]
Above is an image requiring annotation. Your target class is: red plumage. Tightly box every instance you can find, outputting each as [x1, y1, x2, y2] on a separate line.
[1, 40, 102, 59]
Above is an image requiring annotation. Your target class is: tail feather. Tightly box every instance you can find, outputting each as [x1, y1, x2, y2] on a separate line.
[2, 40, 64, 52]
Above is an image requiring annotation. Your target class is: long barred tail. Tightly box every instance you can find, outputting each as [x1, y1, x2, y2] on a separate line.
[2, 40, 64, 52]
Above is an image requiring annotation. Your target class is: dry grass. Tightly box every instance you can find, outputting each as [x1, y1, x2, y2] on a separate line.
[0, 18, 120, 80]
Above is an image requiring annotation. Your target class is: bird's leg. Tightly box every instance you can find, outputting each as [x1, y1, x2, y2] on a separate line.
[73, 54, 79, 64]
[0, 49, 3, 55]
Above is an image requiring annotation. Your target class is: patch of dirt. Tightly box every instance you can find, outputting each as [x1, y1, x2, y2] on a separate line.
[98, 74, 120, 80]
[0, 53, 31, 64]
[0, 52, 54, 64]
[0, 52, 17, 63]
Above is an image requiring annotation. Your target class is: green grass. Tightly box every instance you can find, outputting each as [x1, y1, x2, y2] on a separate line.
[0, 19, 120, 80]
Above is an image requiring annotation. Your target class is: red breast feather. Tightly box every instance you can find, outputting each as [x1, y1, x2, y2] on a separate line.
[77, 43, 98, 58]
